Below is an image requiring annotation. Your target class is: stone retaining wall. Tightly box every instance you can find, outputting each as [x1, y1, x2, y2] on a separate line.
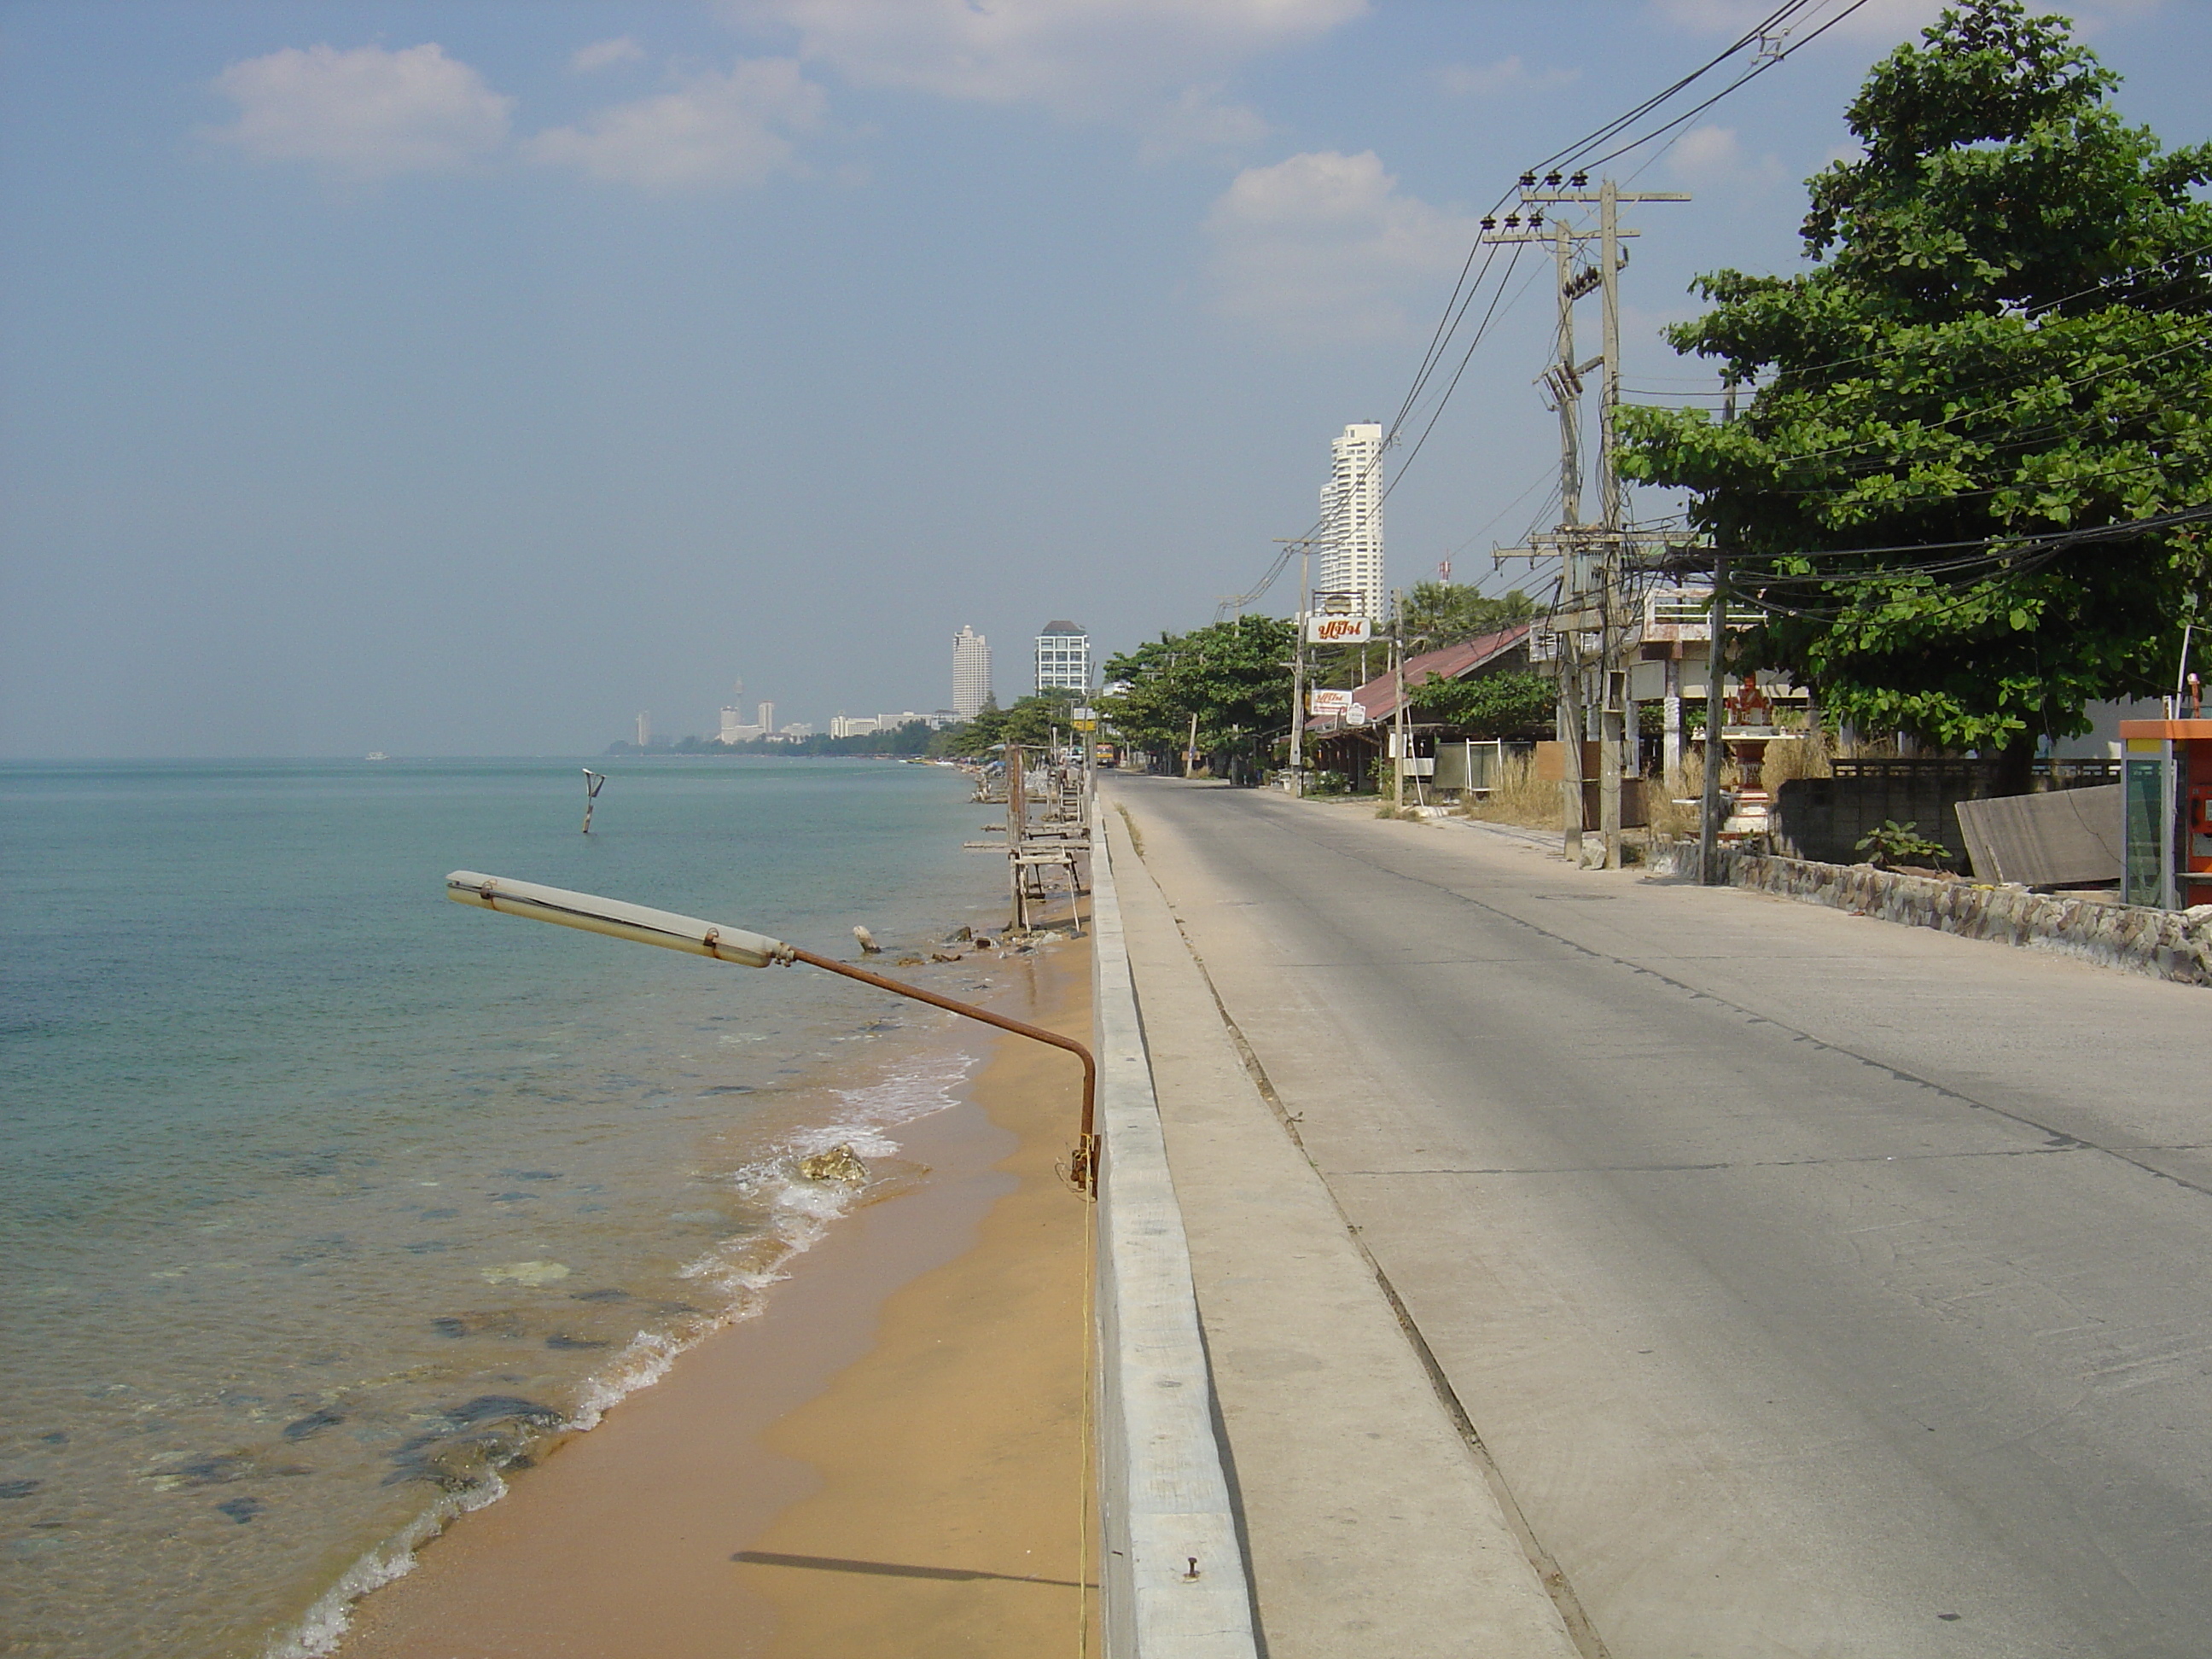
[1650, 842, 2212, 987]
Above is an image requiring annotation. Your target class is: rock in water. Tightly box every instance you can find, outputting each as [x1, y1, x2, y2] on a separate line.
[799, 1144, 869, 1185]
[853, 925, 882, 955]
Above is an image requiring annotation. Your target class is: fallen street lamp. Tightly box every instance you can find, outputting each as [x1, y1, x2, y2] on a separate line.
[444, 871, 1097, 1194]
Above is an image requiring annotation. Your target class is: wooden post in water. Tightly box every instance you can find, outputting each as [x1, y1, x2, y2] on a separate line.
[1006, 745, 1028, 931]
[580, 769, 607, 835]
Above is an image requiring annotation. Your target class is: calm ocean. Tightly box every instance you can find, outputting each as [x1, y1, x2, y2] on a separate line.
[0, 757, 1010, 1659]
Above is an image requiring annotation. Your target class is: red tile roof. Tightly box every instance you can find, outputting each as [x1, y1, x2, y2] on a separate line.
[1307, 622, 1532, 731]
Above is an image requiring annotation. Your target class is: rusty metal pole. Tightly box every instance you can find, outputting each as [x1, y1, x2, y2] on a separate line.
[786, 946, 1096, 1193]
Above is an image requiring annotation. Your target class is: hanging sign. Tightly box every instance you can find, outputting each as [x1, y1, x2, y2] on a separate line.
[1308, 689, 1354, 717]
[1345, 703, 1371, 726]
[1306, 614, 1373, 644]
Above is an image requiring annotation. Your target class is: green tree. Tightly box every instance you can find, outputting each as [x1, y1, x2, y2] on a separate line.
[1619, 0, 2212, 783]
[926, 692, 1075, 758]
[1407, 669, 1556, 738]
[1101, 616, 1297, 765]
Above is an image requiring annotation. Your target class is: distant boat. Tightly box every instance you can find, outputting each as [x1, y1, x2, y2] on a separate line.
[364, 752, 389, 761]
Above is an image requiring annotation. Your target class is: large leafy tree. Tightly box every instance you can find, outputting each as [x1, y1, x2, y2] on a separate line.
[1101, 617, 1297, 760]
[1408, 670, 1556, 738]
[1620, 0, 2212, 779]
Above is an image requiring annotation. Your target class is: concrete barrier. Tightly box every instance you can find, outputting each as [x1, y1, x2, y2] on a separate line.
[1090, 830, 1261, 1659]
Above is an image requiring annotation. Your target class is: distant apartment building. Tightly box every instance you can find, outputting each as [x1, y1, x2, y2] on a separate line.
[829, 713, 888, 739]
[951, 626, 992, 721]
[1318, 422, 1385, 621]
[1034, 621, 1091, 695]
[719, 700, 778, 744]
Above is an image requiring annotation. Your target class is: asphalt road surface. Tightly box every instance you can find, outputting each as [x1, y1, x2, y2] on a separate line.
[1110, 775, 2212, 1659]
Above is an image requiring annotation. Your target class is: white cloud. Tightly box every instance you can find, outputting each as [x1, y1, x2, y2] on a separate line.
[1437, 55, 1578, 97]
[1666, 123, 1784, 185]
[570, 37, 648, 74]
[209, 43, 512, 178]
[1137, 84, 1272, 161]
[1205, 149, 1481, 343]
[526, 60, 826, 190]
[730, 0, 1361, 144]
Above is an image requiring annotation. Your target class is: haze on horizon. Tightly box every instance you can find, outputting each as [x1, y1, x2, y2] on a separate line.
[3, 0, 2203, 759]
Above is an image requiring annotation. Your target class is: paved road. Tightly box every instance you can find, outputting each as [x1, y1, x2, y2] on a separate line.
[1109, 776, 2212, 1659]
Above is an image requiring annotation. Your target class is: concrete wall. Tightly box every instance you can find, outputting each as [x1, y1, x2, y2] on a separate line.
[1090, 833, 1262, 1659]
[1653, 841, 2212, 987]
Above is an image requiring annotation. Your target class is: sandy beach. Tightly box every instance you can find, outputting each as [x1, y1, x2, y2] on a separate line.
[336, 940, 1096, 1659]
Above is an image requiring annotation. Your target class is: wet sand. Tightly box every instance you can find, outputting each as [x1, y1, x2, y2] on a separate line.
[338, 942, 1094, 1659]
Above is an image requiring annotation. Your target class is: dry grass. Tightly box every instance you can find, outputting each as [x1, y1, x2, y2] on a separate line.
[1643, 751, 1705, 840]
[1761, 721, 1836, 794]
[1458, 754, 1561, 830]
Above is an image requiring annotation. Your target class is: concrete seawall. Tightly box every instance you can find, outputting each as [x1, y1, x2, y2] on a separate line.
[1090, 830, 1262, 1659]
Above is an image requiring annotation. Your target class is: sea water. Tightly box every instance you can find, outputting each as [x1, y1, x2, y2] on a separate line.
[0, 758, 1010, 1658]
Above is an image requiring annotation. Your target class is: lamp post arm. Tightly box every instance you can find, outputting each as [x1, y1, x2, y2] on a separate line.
[445, 871, 1097, 1196]
[784, 946, 1097, 1195]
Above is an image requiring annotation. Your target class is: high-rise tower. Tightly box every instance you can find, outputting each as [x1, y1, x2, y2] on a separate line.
[1318, 422, 1385, 620]
[951, 626, 992, 720]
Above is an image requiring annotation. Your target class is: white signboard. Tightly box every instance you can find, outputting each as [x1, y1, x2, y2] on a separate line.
[1305, 614, 1373, 645]
[1070, 707, 1096, 722]
[1345, 703, 1370, 726]
[1308, 689, 1354, 717]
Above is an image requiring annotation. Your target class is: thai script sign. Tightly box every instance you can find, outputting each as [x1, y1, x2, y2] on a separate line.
[1305, 614, 1373, 644]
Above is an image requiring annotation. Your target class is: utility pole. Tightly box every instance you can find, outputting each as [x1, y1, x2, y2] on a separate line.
[1700, 374, 1740, 887]
[1390, 589, 1408, 814]
[1488, 173, 1685, 868]
[1282, 538, 1316, 790]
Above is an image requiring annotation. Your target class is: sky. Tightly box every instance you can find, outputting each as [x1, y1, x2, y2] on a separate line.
[3, 0, 2205, 757]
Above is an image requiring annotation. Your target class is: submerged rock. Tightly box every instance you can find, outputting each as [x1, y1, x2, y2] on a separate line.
[798, 1144, 869, 1185]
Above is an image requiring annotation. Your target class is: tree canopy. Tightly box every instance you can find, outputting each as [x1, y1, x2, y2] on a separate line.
[1101, 616, 1297, 759]
[1619, 0, 2212, 768]
[1406, 669, 1556, 738]
[928, 690, 1076, 757]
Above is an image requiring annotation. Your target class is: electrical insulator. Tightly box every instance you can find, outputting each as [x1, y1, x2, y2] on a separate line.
[1503, 214, 1519, 229]
[1480, 217, 1496, 231]
[1569, 172, 1588, 188]
[1518, 172, 1536, 188]
[1544, 172, 1562, 187]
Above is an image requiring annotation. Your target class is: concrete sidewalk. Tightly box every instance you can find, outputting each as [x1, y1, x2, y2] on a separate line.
[1100, 805, 1584, 1659]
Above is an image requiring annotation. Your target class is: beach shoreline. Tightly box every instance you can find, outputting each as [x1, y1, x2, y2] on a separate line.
[331, 937, 1096, 1658]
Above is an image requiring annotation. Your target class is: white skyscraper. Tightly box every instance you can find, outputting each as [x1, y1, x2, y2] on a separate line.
[951, 626, 992, 720]
[1318, 422, 1385, 620]
[1034, 622, 1091, 695]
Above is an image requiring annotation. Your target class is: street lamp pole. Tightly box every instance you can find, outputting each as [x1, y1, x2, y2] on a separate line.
[445, 871, 1097, 1193]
